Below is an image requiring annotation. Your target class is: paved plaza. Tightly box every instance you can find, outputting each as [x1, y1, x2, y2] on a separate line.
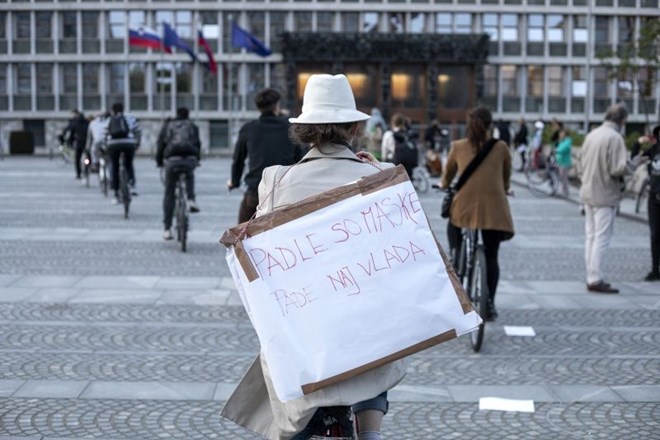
[0, 155, 658, 440]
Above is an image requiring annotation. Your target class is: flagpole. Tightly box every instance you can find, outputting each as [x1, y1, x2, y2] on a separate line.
[159, 23, 165, 125]
[228, 14, 236, 150]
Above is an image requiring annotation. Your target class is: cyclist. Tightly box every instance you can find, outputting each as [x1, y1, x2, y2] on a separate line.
[86, 111, 109, 172]
[156, 107, 201, 241]
[58, 109, 89, 182]
[105, 102, 141, 204]
[441, 106, 515, 321]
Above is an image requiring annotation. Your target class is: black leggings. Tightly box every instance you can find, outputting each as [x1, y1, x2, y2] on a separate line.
[447, 222, 503, 303]
[649, 193, 660, 273]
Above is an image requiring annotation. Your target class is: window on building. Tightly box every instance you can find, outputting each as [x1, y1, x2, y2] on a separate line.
[16, 63, 31, 109]
[410, 13, 425, 33]
[36, 64, 54, 110]
[15, 12, 30, 39]
[363, 12, 379, 33]
[295, 12, 313, 32]
[571, 66, 586, 113]
[269, 12, 286, 53]
[526, 66, 543, 112]
[247, 12, 266, 43]
[501, 14, 518, 41]
[501, 65, 519, 111]
[199, 11, 219, 51]
[61, 12, 76, 38]
[176, 11, 193, 38]
[547, 66, 564, 111]
[593, 67, 610, 113]
[107, 63, 125, 106]
[61, 64, 77, 94]
[617, 17, 635, 55]
[317, 12, 334, 32]
[107, 11, 125, 53]
[455, 13, 472, 34]
[246, 63, 265, 111]
[82, 63, 100, 110]
[573, 15, 587, 43]
[35, 12, 53, 54]
[547, 15, 564, 42]
[594, 16, 610, 56]
[200, 64, 218, 111]
[0, 12, 5, 40]
[527, 14, 543, 42]
[483, 13, 498, 40]
[0, 64, 7, 110]
[388, 13, 405, 33]
[129, 63, 146, 110]
[391, 65, 425, 108]
[342, 13, 359, 32]
[638, 67, 656, 115]
[175, 63, 195, 109]
[435, 13, 451, 33]
[81, 12, 99, 53]
[482, 64, 498, 110]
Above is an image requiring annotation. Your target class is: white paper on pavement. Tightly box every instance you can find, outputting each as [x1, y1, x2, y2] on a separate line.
[479, 397, 536, 413]
[223, 167, 482, 402]
[504, 326, 536, 337]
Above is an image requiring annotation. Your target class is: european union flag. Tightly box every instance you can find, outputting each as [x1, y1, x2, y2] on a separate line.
[163, 22, 197, 62]
[231, 22, 272, 57]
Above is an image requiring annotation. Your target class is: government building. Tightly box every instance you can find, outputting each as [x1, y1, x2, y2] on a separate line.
[0, 0, 658, 154]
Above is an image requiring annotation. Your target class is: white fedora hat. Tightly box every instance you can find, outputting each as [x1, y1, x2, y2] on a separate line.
[289, 74, 370, 124]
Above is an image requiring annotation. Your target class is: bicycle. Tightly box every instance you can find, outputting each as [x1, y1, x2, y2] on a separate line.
[118, 151, 131, 219]
[98, 150, 109, 197]
[81, 148, 91, 188]
[411, 165, 430, 194]
[453, 227, 488, 352]
[52, 141, 75, 165]
[525, 148, 560, 198]
[174, 168, 190, 252]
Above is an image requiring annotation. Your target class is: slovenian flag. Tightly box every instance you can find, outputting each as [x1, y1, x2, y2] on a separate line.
[128, 26, 163, 51]
[163, 22, 197, 62]
[231, 22, 272, 57]
[198, 30, 218, 75]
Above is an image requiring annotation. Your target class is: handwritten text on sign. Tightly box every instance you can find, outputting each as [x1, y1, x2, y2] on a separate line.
[243, 187, 427, 317]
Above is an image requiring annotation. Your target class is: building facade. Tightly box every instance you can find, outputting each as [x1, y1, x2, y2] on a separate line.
[0, 0, 658, 154]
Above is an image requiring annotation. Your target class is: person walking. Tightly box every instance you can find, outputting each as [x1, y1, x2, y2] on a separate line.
[441, 106, 514, 321]
[513, 117, 528, 171]
[105, 102, 141, 204]
[578, 104, 629, 293]
[86, 112, 109, 172]
[227, 88, 303, 223]
[221, 74, 407, 440]
[364, 107, 388, 158]
[381, 113, 418, 178]
[631, 125, 660, 281]
[156, 107, 201, 240]
[555, 128, 573, 197]
[58, 109, 89, 182]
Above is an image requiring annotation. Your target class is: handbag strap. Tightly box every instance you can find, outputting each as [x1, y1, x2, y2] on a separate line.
[453, 138, 498, 192]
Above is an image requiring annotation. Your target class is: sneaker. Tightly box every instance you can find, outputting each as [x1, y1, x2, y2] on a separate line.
[644, 271, 660, 282]
[189, 200, 200, 213]
[163, 229, 173, 240]
[111, 196, 120, 205]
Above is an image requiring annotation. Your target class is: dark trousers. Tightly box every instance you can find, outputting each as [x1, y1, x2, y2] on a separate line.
[447, 222, 503, 303]
[238, 190, 259, 224]
[106, 144, 136, 192]
[163, 158, 197, 229]
[649, 193, 660, 272]
[74, 141, 86, 178]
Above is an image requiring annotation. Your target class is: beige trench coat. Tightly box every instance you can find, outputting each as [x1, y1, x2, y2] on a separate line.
[441, 138, 515, 238]
[221, 145, 409, 439]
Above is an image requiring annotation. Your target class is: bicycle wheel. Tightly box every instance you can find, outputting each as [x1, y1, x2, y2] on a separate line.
[635, 182, 648, 214]
[120, 162, 130, 219]
[412, 167, 430, 194]
[177, 183, 188, 252]
[82, 156, 90, 188]
[99, 162, 109, 197]
[469, 246, 488, 352]
[526, 167, 558, 198]
[61, 144, 74, 164]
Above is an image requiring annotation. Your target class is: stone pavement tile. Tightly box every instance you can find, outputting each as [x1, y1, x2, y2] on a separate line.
[547, 385, 624, 402]
[0, 287, 38, 302]
[220, 277, 237, 290]
[570, 292, 640, 309]
[447, 385, 555, 402]
[389, 384, 453, 402]
[622, 281, 660, 294]
[497, 294, 542, 310]
[81, 381, 216, 401]
[227, 290, 244, 307]
[497, 280, 534, 295]
[155, 277, 221, 290]
[0, 436, 42, 440]
[0, 380, 26, 397]
[158, 289, 232, 306]
[637, 296, 660, 310]
[68, 289, 163, 304]
[213, 382, 238, 401]
[28, 288, 80, 303]
[12, 380, 89, 398]
[612, 385, 660, 402]
[0, 275, 21, 287]
[512, 235, 583, 249]
[0, 227, 44, 240]
[529, 281, 591, 295]
[519, 294, 584, 309]
[10, 276, 81, 288]
[73, 276, 160, 290]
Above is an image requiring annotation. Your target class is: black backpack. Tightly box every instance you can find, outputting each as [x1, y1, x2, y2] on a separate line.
[165, 119, 198, 157]
[393, 130, 419, 168]
[108, 114, 130, 139]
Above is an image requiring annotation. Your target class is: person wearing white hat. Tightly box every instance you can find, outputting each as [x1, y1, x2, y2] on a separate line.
[221, 74, 408, 440]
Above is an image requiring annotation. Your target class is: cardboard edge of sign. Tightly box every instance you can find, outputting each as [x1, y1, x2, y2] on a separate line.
[220, 164, 473, 317]
[301, 329, 457, 395]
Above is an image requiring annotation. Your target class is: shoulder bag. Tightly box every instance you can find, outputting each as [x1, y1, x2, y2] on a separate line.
[441, 138, 498, 219]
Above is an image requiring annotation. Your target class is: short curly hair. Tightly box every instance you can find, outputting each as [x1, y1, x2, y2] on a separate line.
[254, 88, 281, 112]
[289, 123, 356, 147]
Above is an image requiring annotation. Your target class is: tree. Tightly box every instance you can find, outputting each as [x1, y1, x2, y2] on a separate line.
[598, 19, 660, 130]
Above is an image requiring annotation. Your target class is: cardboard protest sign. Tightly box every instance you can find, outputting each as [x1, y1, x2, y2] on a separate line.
[221, 166, 481, 402]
